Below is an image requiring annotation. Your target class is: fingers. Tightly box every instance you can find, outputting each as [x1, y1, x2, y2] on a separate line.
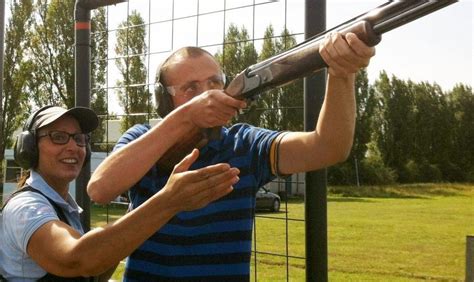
[346, 32, 376, 59]
[220, 92, 247, 111]
[320, 32, 375, 78]
[172, 149, 199, 174]
[190, 166, 239, 208]
[190, 163, 240, 189]
[320, 33, 355, 76]
[206, 90, 247, 117]
[172, 163, 240, 211]
[191, 90, 246, 127]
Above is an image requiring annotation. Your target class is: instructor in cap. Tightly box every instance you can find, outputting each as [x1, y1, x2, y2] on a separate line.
[0, 105, 239, 281]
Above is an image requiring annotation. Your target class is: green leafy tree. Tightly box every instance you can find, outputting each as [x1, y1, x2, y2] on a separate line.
[353, 69, 377, 163]
[0, 0, 34, 192]
[27, 0, 75, 107]
[411, 82, 452, 180]
[373, 72, 416, 181]
[115, 10, 150, 133]
[217, 24, 301, 130]
[90, 8, 108, 152]
[448, 84, 474, 181]
[215, 24, 258, 125]
[252, 25, 277, 128]
[258, 26, 303, 131]
[275, 28, 303, 131]
[329, 69, 377, 185]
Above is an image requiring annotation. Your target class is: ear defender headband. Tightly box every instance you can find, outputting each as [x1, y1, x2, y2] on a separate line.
[13, 105, 93, 170]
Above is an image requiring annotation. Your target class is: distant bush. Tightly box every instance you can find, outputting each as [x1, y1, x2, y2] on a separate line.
[328, 162, 357, 185]
[420, 162, 442, 183]
[400, 159, 420, 183]
[442, 162, 467, 182]
[400, 159, 443, 183]
[360, 156, 397, 185]
[467, 166, 474, 183]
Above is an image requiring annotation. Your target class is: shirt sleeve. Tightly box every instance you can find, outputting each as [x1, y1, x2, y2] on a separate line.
[3, 192, 59, 253]
[231, 124, 281, 188]
[114, 123, 150, 151]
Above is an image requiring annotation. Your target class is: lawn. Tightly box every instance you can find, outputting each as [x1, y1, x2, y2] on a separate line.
[91, 183, 473, 281]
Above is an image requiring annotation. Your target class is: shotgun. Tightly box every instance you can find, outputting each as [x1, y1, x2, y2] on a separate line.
[157, 0, 458, 172]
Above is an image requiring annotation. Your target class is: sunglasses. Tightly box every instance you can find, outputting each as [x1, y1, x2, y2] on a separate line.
[37, 130, 89, 147]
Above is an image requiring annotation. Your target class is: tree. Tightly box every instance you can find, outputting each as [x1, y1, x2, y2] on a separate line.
[275, 28, 303, 131]
[215, 24, 258, 125]
[373, 72, 416, 181]
[216, 24, 302, 130]
[410, 82, 451, 181]
[0, 0, 34, 192]
[27, 0, 75, 107]
[114, 10, 150, 133]
[90, 8, 108, 152]
[258, 26, 303, 131]
[329, 69, 377, 185]
[353, 69, 376, 163]
[448, 84, 474, 181]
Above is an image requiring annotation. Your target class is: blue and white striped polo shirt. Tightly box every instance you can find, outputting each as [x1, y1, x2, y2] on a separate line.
[115, 123, 281, 281]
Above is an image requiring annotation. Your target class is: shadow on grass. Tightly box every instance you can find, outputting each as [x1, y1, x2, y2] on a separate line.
[329, 183, 472, 199]
[283, 196, 373, 203]
[278, 183, 473, 201]
[328, 197, 374, 203]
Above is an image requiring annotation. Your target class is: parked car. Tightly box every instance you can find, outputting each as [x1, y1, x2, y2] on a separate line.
[256, 186, 281, 212]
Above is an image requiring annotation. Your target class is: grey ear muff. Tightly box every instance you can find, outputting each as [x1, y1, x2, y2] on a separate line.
[14, 105, 54, 169]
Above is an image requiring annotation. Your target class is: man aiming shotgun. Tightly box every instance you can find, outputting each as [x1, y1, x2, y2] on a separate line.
[154, 0, 459, 172]
[87, 1, 457, 280]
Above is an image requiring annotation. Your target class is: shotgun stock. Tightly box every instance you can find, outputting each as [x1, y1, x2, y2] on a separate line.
[156, 0, 457, 172]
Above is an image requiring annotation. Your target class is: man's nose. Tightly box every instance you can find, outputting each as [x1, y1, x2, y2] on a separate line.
[201, 80, 213, 91]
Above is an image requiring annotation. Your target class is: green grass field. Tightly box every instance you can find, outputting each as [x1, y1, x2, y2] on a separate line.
[91, 183, 473, 281]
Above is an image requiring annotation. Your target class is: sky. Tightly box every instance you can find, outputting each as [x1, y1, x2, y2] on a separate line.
[100, 0, 472, 113]
[4, 0, 473, 114]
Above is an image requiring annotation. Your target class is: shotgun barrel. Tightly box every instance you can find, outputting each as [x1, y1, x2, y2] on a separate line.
[156, 0, 458, 172]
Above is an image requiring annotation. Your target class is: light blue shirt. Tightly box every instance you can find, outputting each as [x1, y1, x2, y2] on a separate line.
[0, 171, 84, 281]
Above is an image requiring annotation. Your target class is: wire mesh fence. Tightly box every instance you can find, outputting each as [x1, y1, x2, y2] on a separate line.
[0, 0, 314, 280]
[90, 0, 309, 280]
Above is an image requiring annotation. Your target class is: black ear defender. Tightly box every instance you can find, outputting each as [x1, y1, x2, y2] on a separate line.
[155, 64, 174, 118]
[13, 105, 93, 170]
[14, 105, 55, 170]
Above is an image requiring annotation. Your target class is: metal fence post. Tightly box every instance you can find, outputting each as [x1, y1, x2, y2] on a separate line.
[304, 0, 327, 281]
[74, 0, 127, 231]
[467, 235, 474, 282]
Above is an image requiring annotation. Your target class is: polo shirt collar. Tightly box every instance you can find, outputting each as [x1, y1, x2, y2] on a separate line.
[26, 170, 83, 214]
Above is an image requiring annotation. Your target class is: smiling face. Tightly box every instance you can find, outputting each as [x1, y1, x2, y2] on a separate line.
[35, 115, 86, 190]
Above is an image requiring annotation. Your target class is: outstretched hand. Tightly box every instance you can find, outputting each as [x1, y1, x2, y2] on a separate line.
[162, 149, 239, 212]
